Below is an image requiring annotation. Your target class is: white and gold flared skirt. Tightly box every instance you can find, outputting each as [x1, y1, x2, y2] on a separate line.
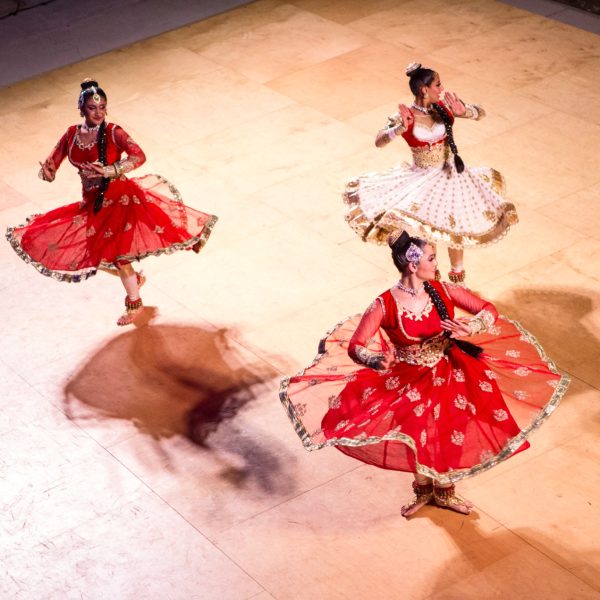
[344, 157, 518, 248]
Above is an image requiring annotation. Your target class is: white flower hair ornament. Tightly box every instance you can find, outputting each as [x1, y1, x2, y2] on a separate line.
[405, 243, 423, 264]
[405, 62, 422, 76]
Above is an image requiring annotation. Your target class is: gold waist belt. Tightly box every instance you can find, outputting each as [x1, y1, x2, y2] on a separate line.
[395, 335, 451, 367]
[411, 143, 449, 169]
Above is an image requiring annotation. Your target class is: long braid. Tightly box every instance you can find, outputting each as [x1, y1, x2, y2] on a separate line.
[424, 281, 482, 358]
[93, 121, 109, 214]
[431, 103, 464, 173]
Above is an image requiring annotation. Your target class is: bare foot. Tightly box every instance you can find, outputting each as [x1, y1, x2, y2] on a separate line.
[401, 496, 432, 518]
[433, 485, 473, 515]
[117, 306, 143, 326]
[401, 481, 433, 518]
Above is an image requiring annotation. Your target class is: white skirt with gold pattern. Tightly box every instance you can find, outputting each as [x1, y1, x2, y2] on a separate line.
[344, 156, 518, 248]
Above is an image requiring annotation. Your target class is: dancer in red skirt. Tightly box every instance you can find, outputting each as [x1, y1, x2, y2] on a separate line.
[6, 79, 217, 326]
[280, 231, 569, 516]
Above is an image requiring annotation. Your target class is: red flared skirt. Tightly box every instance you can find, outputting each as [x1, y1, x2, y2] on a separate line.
[280, 315, 569, 483]
[6, 174, 217, 282]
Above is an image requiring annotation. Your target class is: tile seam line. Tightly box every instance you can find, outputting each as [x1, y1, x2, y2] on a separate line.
[212, 462, 364, 535]
[95, 442, 270, 593]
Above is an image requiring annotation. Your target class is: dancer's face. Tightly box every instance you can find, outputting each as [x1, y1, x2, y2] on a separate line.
[422, 74, 443, 103]
[414, 244, 438, 280]
[82, 97, 107, 127]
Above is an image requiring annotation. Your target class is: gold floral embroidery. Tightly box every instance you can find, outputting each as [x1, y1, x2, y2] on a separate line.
[385, 376, 401, 390]
[124, 222, 132, 232]
[294, 403, 307, 417]
[506, 349, 520, 358]
[420, 430, 427, 447]
[515, 367, 531, 377]
[362, 387, 375, 401]
[154, 225, 165, 234]
[433, 404, 440, 420]
[86, 226, 96, 237]
[454, 394, 467, 410]
[493, 409, 508, 422]
[479, 381, 493, 392]
[368, 402, 382, 414]
[514, 390, 528, 400]
[451, 430, 464, 446]
[119, 195, 130, 205]
[103, 229, 113, 238]
[406, 388, 421, 402]
[328, 395, 341, 409]
[414, 403, 425, 417]
[453, 368, 465, 382]
[400, 299, 433, 322]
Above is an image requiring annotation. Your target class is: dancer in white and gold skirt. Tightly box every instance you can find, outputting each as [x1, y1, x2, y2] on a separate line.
[344, 62, 518, 284]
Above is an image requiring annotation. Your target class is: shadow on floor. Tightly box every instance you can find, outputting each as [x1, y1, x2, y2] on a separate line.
[63, 322, 294, 493]
[419, 510, 600, 596]
[492, 286, 599, 389]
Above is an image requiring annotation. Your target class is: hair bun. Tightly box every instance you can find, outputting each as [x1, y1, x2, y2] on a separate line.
[80, 78, 99, 91]
[387, 230, 409, 249]
[405, 62, 421, 77]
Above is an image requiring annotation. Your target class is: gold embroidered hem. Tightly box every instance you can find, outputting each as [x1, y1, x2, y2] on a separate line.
[343, 155, 516, 248]
[6, 173, 218, 283]
[343, 170, 517, 249]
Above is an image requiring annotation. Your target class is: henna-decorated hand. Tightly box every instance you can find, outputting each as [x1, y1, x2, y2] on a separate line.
[443, 92, 466, 116]
[441, 318, 473, 338]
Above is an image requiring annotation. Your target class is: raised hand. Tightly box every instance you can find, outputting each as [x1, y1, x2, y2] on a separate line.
[398, 103, 414, 126]
[443, 92, 466, 117]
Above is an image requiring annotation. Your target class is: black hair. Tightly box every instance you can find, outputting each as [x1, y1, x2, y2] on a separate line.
[389, 231, 428, 274]
[407, 66, 437, 98]
[78, 79, 107, 110]
[424, 281, 483, 358]
[93, 121, 109, 214]
[431, 103, 465, 173]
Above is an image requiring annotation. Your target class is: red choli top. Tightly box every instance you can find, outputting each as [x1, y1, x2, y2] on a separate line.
[348, 281, 498, 365]
[46, 123, 146, 195]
